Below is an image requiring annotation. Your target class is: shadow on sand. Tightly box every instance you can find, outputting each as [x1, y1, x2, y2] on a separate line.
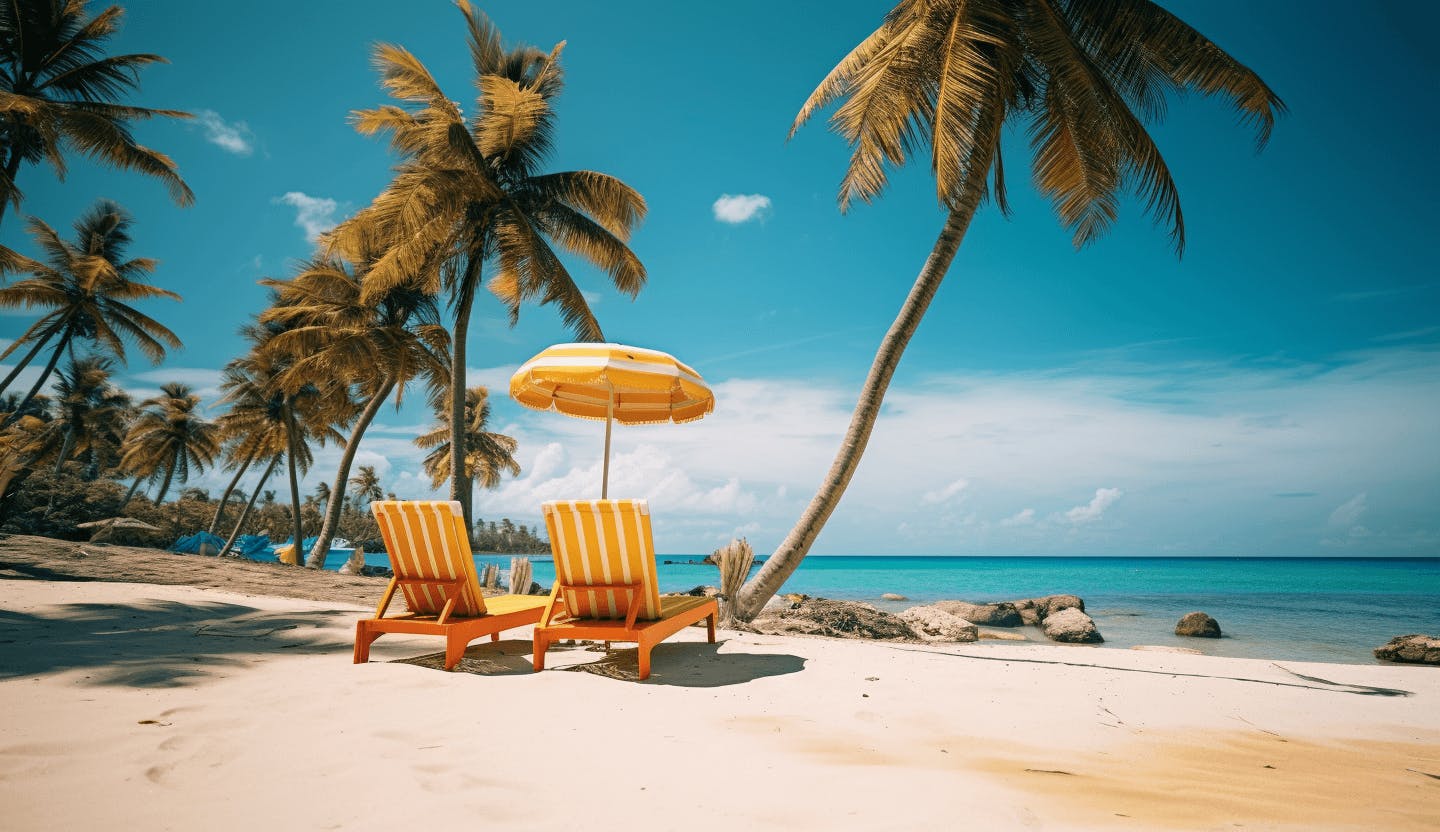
[393, 638, 806, 687]
[0, 599, 352, 688]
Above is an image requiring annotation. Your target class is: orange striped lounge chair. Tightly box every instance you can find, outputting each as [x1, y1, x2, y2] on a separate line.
[533, 499, 718, 680]
[354, 500, 549, 670]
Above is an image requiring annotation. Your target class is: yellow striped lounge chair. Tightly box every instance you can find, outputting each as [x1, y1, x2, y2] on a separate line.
[533, 499, 718, 680]
[353, 500, 549, 670]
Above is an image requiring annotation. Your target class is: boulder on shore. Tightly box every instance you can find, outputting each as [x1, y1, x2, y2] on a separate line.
[898, 605, 978, 642]
[1041, 607, 1103, 643]
[1373, 634, 1440, 665]
[1175, 611, 1221, 638]
[1012, 595, 1085, 625]
[683, 585, 720, 597]
[751, 598, 915, 641]
[934, 600, 1022, 627]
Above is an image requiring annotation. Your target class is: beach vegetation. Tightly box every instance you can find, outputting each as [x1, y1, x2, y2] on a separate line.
[415, 385, 519, 506]
[733, 0, 1286, 620]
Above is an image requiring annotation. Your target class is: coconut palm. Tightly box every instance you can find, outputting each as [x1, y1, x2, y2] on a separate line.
[0, 200, 180, 424]
[205, 432, 263, 534]
[0, 0, 193, 227]
[118, 382, 218, 507]
[732, 0, 1284, 619]
[331, 0, 646, 531]
[415, 386, 519, 508]
[48, 354, 130, 481]
[348, 465, 383, 508]
[258, 245, 447, 567]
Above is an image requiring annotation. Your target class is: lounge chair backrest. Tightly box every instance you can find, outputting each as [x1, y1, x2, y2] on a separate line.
[542, 499, 661, 621]
[371, 500, 487, 617]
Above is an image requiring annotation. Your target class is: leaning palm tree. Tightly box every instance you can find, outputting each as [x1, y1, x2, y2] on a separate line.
[258, 244, 447, 567]
[0, 0, 193, 227]
[47, 354, 130, 478]
[732, 0, 1284, 620]
[415, 386, 520, 507]
[118, 382, 218, 507]
[0, 200, 181, 424]
[348, 465, 383, 508]
[331, 0, 647, 531]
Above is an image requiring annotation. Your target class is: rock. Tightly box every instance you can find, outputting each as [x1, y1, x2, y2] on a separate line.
[683, 585, 720, 597]
[898, 605, 978, 642]
[528, 581, 545, 595]
[751, 598, 915, 641]
[1175, 611, 1221, 638]
[781, 592, 811, 608]
[1041, 607, 1103, 643]
[1131, 645, 1202, 655]
[1373, 634, 1440, 665]
[338, 545, 366, 576]
[934, 600, 1023, 627]
[881, 592, 908, 602]
[978, 629, 1027, 641]
[1011, 595, 1085, 623]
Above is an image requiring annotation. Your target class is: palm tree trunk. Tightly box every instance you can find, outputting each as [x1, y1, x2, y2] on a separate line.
[119, 475, 145, 510]
[2, 328, 70, 428]
[208, 443, 259, 534]
[152, 447, 179, 506]
[306, 377, 395, 568]
[219, 455, 279, 557]
[0, 328, 57, 399]
[450, 257, 481, 533]
[52, 428, 76, 476]
[732, 203, 981, 621]
[283, 400, 305, 566]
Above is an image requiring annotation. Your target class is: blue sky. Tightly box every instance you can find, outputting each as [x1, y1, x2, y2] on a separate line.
[4, 0, 1437, 555]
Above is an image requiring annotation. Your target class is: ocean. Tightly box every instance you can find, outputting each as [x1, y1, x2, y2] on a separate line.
[281, 548, 1440, 665]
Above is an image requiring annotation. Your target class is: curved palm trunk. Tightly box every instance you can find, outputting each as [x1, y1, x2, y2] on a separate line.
[733, 204, 980, 621]
[119, 475, 145, 510]
[0, 328, 58, 399]
[219, 455, 280, 557]
[52, 428, 76, 476]
[283, 401, 304, 565]
[449, 258, 481, 533]
[208, 443, 259, 535]
[306, 377, 396, 568]
[152, 447, 180, 506]
[2, 328, 70, 428]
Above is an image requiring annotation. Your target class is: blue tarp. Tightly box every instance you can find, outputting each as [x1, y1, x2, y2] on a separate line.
[235, 534, 271, 558]
[171, 531, 226, 555]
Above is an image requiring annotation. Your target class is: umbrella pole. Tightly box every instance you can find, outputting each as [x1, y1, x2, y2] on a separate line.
[602, 386, 613, 499]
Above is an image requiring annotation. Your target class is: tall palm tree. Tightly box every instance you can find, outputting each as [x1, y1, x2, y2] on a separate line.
[205, 431, 262, 534]
[415, 386, 519, 508]
[732, 0, 1284, 620]
[0, 0, 193, 227]
[48, 353, 129, 478]
[258, 244, 447, 567]
[331, 1, 647, 531]
[119, 382, 218, 507]
[0, 200, 180, 424]
[348, 465, 383, 508]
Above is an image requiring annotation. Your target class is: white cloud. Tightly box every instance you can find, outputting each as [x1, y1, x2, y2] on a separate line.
[712, 193, 771, 224]
[581, 289, 602, 305]
[194, 109, 254, 155]
[921, 478, 969, 505]
[466, 365, 518, 394]
[1328, 492, 1368, 528]
[1064, 487, 1123, 524]
[125, 367, 225, 402]
[1000, 508, 1036, 527]
[274, 192, 340, 242]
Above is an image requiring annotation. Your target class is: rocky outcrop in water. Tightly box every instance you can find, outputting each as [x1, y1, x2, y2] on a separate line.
[899, 605, 978, 642]
[881, 592, 908, 601]
[1012, 594, 1086, 625]
[1042, 607, 1103, 643]
[934, 600, 1022, 627]
[1175, 611, 1222, 638]
[750, 598, 916, 641]
[1373, 634, 1440, 665]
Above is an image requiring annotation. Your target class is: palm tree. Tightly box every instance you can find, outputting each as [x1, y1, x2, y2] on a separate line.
[205, 432, 262, 534]
[732, 0, 1284, 620]
[119, 382, 218, 507]
[348, 465, 383, 507]
[258, 243, 447, 567]
[331, 0, 646, 532]
[0, 0, 193, 227]
[48, 354, 130, 478]
[0, 200, 181, 424]
[415, 386, 519, 507]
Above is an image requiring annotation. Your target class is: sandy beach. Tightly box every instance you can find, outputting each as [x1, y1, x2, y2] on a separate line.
[2, 549, 1437, 831]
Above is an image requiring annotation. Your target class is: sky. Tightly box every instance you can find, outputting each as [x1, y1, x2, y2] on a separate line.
[3, 0, 1438, 556]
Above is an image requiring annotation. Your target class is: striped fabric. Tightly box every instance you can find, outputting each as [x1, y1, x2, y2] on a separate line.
[371, 501, 486, 617]
[542, 499, 662, 620]
[510, 343, 714, 426]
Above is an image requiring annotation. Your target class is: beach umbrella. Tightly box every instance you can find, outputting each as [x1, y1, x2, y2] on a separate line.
[509, 342, 715, 498]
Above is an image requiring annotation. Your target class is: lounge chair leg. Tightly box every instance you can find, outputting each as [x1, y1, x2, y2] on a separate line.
[707, 613, 717, 643]
[354, 623, 381, 664]
[637, 638, 653, 681]
[490, 632, 500, 642]
[444, 636, 469, 671]
[533, 634, 548, 672]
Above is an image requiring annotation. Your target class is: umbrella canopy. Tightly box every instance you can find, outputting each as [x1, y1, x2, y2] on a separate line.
[76, 517, 160, 531]
[510, 343, 714, 497]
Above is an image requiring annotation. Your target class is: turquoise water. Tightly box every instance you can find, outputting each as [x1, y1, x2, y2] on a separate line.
[280, 548, 1440, 665]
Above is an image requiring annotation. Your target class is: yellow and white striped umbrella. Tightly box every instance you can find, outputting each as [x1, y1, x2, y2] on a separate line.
[509, 343, 715, 497]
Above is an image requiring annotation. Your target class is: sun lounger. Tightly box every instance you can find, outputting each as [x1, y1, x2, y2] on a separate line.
[533, 499, 717, 680]
[354, 500, 549, 670]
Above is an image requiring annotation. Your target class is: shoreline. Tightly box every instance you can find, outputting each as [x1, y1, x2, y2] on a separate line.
[2, 575, 1437, 830]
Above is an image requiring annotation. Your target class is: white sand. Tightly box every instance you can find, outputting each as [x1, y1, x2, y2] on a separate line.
[1, 579, 1436, 831]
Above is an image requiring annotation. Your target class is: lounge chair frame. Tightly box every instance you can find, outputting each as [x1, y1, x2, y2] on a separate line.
[532, 582, 718, 680]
